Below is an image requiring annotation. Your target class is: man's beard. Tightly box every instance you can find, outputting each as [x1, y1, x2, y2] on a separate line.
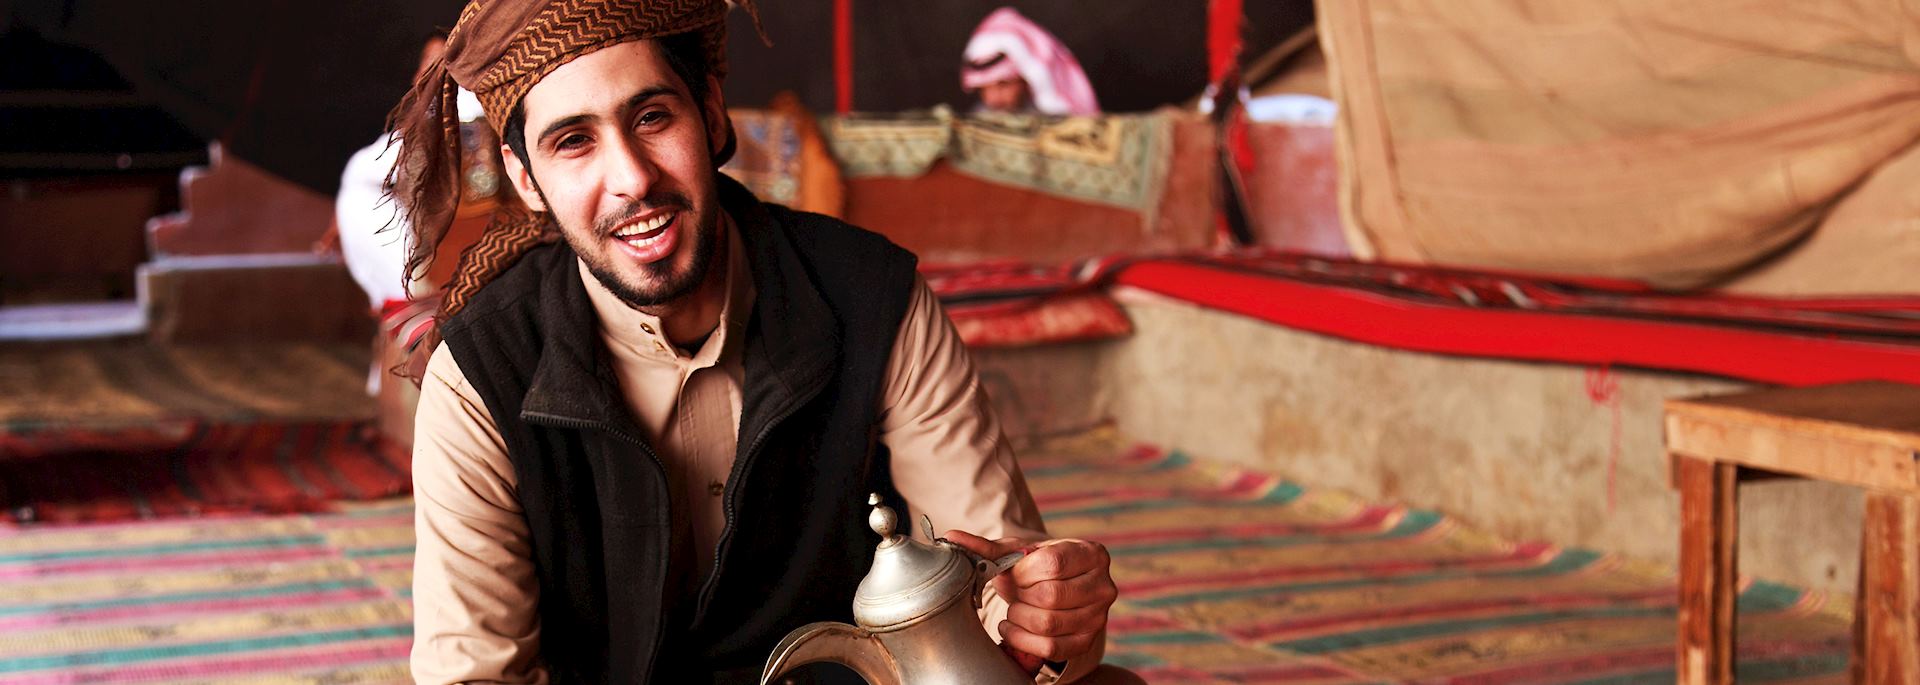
[569, 192, 717, 309]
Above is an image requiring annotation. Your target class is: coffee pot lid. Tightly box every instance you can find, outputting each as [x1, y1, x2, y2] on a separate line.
[851, 494, 976, 631]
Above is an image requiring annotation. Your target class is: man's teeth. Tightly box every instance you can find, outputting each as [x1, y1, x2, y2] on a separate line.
[614, 212, 674, 238]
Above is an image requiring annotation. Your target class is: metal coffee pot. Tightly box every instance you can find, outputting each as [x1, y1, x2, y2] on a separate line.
[759, 494, 1035, 685]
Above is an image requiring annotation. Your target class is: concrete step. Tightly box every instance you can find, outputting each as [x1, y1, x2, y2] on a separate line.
[0, 300, 146, 342]
[138, 253, 372, 344]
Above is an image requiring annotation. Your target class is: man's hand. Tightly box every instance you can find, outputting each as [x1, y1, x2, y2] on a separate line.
[944, 530, 1117, 668]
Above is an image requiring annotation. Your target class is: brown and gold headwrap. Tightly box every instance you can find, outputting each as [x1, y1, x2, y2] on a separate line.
[385, 0, 761, 379]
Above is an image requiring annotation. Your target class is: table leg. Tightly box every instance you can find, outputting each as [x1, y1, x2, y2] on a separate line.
[1858, 492, 1919, 684]
[1853, 525, 1867, 685]
[1676, 455, 1737, 685]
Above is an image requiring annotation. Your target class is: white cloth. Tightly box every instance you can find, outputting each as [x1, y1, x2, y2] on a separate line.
[334, 133, 411, 308]
[1197, 89, 1339, 126]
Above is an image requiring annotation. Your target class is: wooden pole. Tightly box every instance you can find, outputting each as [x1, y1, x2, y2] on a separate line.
[833, 0, 853, 114]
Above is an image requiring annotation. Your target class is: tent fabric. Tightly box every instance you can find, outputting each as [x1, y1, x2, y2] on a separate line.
[1317, 0, 1920, 292]
[8, 1, 1309, 193]
[10, 0, 466, 195]
[725, 1, 1313, 116]
[1722, 138, 1920, 295]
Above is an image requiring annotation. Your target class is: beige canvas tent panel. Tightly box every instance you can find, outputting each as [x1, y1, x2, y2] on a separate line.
[1319, 0, 1920, 292]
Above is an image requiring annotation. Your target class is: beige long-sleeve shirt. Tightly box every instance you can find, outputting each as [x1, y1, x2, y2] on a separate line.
[410, 218, 1098, 683]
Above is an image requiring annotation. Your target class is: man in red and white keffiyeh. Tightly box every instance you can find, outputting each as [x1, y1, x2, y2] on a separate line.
[961, 7, 1100, 116]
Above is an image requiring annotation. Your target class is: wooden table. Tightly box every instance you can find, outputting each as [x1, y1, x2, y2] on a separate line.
[1666, 381, 1920, 684]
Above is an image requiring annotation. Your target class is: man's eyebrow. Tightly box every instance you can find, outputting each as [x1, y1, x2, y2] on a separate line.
[622, 86, 677, 111]
[534, 86, 681, 148]
[536, 114, 593, 148]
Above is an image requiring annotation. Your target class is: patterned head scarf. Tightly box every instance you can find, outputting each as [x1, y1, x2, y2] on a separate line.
[960, 7, 1099, 116]
[385, 0, 760, 378]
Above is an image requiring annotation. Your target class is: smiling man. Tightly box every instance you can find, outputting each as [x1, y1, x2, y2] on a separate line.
[386, 1, 1121, 683]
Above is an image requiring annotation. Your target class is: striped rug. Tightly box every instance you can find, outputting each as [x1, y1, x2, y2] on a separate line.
[0, 431, 1851, 683]
[0, 500, 415, 684]
[1025, 431, 1850, 684]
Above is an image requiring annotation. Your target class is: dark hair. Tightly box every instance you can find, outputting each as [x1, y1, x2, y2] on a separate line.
[502, 31, 726, 170]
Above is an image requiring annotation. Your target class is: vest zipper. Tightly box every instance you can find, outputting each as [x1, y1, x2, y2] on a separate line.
[520, 410, 672, 677]
[689, 389, 812, 626]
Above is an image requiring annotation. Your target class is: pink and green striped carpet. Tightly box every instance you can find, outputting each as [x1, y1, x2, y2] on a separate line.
[0, 431, 1851, 683]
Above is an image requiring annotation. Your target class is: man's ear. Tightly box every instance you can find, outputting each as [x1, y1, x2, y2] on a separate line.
[500, 143, 547, 213]
[702, 74, 729, 159]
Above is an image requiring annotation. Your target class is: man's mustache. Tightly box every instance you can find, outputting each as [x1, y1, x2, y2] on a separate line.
[595, 193, 691, 235]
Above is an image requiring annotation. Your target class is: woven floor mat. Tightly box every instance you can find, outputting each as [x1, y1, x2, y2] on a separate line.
[0, 430, 1851, 683]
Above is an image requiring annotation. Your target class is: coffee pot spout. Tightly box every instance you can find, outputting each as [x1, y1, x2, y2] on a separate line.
[759, 621, 901, 685]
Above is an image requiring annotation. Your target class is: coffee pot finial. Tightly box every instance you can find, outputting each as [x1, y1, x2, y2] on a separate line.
[867, 493, 900, 543]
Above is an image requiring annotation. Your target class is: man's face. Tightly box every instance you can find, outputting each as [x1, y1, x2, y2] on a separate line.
[979, 77, 1030, 113]
[502, 40, 726, 308]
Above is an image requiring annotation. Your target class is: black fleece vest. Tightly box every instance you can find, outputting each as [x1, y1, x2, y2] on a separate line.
[441, 179, 919, 683]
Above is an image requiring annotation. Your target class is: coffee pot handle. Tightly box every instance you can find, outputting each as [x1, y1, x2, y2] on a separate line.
[969, 549, 1025, 611]
[980, 551, 1025, 578]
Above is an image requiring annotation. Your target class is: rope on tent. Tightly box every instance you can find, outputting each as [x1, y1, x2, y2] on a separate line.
[1583, 365, 1624, 515]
